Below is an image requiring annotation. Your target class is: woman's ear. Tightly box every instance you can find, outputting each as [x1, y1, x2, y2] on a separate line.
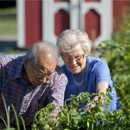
[84, 53, 88, 57]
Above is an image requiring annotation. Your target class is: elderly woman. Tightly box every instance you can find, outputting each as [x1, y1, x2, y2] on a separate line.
[56, 29, 120, 110]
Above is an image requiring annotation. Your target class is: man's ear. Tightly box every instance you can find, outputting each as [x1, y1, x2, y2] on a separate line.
[24, 57, 28, 69]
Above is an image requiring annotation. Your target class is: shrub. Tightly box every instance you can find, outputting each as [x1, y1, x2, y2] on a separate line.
[99, 8, 130, 113]
[32, 92, 130, 130]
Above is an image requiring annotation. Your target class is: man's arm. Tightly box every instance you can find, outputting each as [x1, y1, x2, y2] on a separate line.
[49, 66, 68, 114]
[49, 71, 68, 129]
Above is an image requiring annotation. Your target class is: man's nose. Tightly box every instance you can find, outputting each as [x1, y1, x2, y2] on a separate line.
[39, 77, 47, 84]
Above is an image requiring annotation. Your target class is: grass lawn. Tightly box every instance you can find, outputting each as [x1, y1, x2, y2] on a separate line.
[0, 18, 17, 35]
[0, 7, 17, 36]
[0, 7, 16, 15]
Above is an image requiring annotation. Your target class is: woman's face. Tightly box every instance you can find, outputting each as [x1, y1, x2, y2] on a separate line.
[61, 44, 87, 75]
[24, 55, 57, 86]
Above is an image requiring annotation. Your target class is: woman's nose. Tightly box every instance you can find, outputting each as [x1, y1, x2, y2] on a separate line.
[69, 59, 77, 64]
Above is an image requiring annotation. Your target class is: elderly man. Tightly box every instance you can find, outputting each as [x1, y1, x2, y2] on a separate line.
[0, 41, 68, 129]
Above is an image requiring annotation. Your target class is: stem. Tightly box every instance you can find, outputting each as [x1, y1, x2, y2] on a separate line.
[0, 116, 7, 127]
[1, 92, 10, 128]
[20, 115, 26, 130]
[11, 104, 20, 130]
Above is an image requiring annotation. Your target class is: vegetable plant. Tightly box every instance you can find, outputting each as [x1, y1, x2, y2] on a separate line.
[32, 91, 130, 130]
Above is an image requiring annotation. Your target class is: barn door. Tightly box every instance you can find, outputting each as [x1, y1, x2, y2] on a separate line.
[42, 0, 112, 48]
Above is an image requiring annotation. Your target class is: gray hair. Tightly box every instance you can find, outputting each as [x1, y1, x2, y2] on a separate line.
[26, 41, 58, 64]
[56, 29, 91, 56]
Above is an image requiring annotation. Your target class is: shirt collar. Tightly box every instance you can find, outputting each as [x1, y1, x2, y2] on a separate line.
[14, 55, 25, 79]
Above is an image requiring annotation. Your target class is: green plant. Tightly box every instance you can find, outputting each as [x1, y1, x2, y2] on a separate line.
[0, 93, 13, 130]
[32, 103, 59, 130]
[0, 92, 26, 130]
[99, 26, 130, 88]
[32, 91, 130, 130]
[99, 9, 130, 112]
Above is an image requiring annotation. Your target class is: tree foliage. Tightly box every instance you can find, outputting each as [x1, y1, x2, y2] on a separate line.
[99, 8, 130, 112]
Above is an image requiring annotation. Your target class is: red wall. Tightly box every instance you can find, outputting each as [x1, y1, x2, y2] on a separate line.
[25, 0, 130, 47]
[25, 0, 42, 48]
[113, 0, 130, 32]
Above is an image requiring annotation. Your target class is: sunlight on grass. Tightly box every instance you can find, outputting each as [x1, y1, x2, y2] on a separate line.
[0, 7, 17, 36]
[0, 19, 17, 35]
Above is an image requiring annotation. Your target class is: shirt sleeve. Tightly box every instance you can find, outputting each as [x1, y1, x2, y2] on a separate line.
[94, 59, 113, 87]
[49, 71, 68, 113]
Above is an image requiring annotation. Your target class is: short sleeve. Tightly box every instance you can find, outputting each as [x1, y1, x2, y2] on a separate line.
[94, 60, 113, 86]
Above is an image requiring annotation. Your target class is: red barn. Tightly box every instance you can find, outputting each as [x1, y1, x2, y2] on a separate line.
[17, 0, 130, 49]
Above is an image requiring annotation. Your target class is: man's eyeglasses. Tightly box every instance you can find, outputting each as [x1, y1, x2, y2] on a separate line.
[62, 54, 84, 63]
[29, 61, 52, 79]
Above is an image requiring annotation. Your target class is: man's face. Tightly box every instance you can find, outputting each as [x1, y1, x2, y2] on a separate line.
[24, 54, 57, 86]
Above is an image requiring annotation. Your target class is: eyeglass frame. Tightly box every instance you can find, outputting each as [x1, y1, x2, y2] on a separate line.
[62, 54, 85, 63]
[28, 60, 53, 79]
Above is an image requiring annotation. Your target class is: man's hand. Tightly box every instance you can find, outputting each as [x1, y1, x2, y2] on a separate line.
[51, 113, 63, 130]
[51, 113, 58, 121]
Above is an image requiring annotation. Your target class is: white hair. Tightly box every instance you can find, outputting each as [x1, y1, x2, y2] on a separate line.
[56, 29, 91, 56]
[26, 41, 58, 64]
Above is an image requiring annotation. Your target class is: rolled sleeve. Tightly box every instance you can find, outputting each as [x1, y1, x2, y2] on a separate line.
[48, 66, 68, 113]
[52, 73, 68, 113]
